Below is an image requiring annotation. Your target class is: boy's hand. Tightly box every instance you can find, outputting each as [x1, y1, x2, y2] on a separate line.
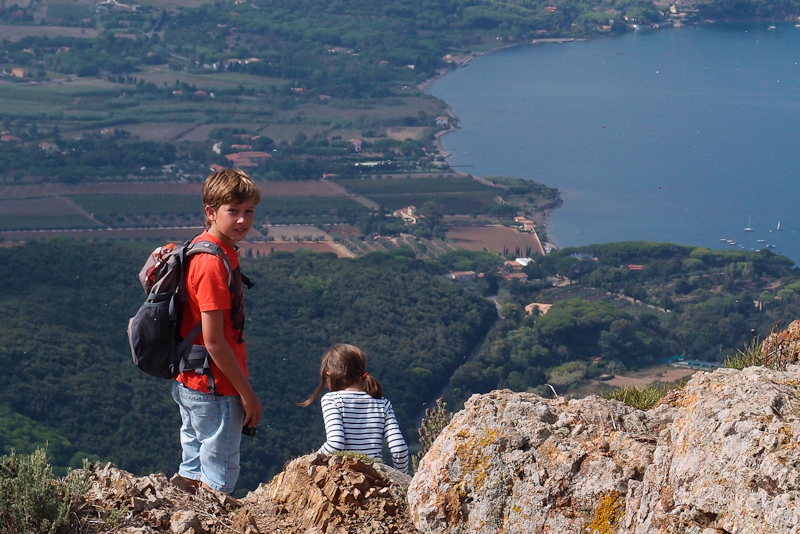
[201, 310, 262, 428]
[241, 390, 262, 428]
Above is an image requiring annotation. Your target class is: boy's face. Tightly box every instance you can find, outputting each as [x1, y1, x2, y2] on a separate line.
[206, 200, 256, 247]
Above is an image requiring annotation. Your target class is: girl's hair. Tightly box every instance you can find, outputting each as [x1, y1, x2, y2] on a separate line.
[297, 343, 383, 407]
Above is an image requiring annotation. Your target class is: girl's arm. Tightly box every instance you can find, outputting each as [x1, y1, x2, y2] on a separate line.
[384, 400, 409, 473]
[319, 394, 346, 454]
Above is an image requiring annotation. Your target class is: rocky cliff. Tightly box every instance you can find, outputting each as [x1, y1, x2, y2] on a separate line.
[77, 365, 800, 534]
[408, 365, 800, 534]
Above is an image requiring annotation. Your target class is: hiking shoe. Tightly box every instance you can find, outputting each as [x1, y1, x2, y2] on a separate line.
[170, 473, 200, 494]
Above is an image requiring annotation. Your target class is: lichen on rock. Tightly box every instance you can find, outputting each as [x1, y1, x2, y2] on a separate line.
[409, 364, 800, 534]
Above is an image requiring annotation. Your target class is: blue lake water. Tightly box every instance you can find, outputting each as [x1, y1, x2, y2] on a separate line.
[427, 23, 800, 263]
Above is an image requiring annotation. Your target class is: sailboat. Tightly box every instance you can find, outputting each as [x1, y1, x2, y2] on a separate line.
[777, 221, 782, 231]
[744, 216, 754, 232]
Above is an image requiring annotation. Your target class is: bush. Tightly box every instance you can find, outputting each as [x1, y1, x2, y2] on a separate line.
[0, 448, 88, 534]
[417, 397, 452, 461]
[603, 383, 681, 411]
[723, 336, 766, 370]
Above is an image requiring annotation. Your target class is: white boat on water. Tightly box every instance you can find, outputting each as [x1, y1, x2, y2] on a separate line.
[745, 216, 754, 232]
[757, 239, 765, 243]
[777, 221, 782, 231]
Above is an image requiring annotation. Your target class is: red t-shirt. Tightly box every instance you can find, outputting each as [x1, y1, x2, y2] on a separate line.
[176, 231, 248, 396]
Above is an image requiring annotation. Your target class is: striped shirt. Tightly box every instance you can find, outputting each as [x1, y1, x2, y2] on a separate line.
[319, 390, 409, 473]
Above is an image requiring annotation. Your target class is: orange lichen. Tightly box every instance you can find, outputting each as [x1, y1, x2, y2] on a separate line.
[587, 491, 624, 534]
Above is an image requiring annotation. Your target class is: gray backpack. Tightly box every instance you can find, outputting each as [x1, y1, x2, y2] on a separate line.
[127, 237, 233, 393]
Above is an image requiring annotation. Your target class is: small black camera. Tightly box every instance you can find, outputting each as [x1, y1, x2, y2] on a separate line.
[242, 425, 256, 437]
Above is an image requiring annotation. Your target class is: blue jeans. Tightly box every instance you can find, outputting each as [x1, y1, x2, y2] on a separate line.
[172, 381, 244, 494]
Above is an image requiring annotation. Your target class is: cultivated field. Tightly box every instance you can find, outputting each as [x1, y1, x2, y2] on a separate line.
[385, 127, 428, 141]
[0, 197, 83, 216]
[0, 227, 204, 243]
[446, 225, 544, 255]
[120, 123, 206, 143]
[0, 180, 347, 200]
[266, 225, 330, 240]
[0, 25, 98, 42]
[239, 241, 354, 258]
[1, 64, 444, 145]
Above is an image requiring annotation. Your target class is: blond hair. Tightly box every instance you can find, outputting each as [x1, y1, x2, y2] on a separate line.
[297, 344, 383, 407]
[202, 169, 262, 226]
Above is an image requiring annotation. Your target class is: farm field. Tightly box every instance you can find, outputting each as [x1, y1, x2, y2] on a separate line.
[385, 126, 428, 141]
[120, 123, 206, 143]
[0, 59, 444, 147]
[0, 226, 204, 244]
[239, 240, 354, 258]
[0, 180, 346, 199]
[335, 176, 494, 195]
[0, 220, 353, 257]
[266, 225, 331, 240]
[369, 191, 498, 212]
[0, 196, 85, 217]
[0, 25, 98, 42]
[0, 175, 552, 259]
[446, 225, 544, 256]
[0, 181, 351, 231]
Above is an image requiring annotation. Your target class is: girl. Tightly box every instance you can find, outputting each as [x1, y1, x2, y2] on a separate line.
[298, 343, 409, 473]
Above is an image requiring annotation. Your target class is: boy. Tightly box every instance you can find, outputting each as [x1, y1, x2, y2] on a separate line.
[171, 168, 262, 495]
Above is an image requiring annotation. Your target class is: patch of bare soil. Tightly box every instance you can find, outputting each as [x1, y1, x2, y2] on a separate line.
[446, 225, 544, 255]
[266, 224, 330, 240]
[385, 127, 426, 141]
[602, 367, 696, 388]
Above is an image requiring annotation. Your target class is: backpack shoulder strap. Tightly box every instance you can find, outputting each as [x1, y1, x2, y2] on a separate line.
[185, 240, 233, 287]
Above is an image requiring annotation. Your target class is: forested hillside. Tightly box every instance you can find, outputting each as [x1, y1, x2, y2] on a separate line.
[450, 242, 800, 404]
[0, 240, 496, 491]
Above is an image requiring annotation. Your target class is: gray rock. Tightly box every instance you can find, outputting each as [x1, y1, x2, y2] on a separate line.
[170, 509, 202, 534]
[408, 365, 800, 534]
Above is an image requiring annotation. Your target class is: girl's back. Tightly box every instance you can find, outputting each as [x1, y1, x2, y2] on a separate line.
[320, 390, 409, 472]
[299, 343, 410, 473]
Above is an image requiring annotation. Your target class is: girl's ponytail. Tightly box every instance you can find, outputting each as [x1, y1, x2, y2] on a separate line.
[362, 373, 383, 400]
[297, 376, 326, 407]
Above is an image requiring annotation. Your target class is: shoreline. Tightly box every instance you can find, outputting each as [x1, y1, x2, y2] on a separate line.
[420, 39, 581, 249]
[418, 21, 751, 252]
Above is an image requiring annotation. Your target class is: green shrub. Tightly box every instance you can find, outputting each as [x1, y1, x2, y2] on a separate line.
[603, 383, 680, 411]
[331, 450, 378, 464]
[417, 397, 452, 460]
[723, 336, 766, 370]
[0, 448, 88, 534]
